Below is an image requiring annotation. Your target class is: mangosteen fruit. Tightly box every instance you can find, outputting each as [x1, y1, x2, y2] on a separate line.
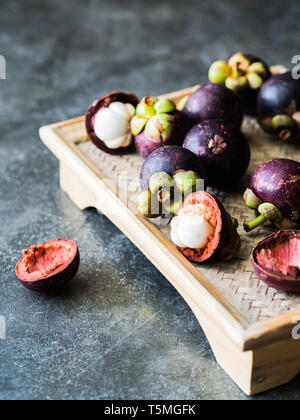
[170, 191, 240, 262]
[182, 83, 244, 127]
[208, 52, 271, 115]
[86, 91, 139, 155]
[257, 72, 300, 142]
[15, 239, 80, 293]
[140, 145, 206, 191]
[183, 119, 251, 189]
[252, 230, 300, 293]
[131, 96, 191, 159]
[244, 159, 300, 232]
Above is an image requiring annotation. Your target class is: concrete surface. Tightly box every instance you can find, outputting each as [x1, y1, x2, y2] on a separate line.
[1, 0, 300, 400]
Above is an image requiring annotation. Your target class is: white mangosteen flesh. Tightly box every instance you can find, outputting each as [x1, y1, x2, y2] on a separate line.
[170, 205, 215, 249]
[94, 102, 135, 149]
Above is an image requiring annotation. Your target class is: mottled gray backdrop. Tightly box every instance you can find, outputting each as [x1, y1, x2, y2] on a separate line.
[0, 0, 300, 400]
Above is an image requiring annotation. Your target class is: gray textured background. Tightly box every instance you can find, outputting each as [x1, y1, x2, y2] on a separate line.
[1, 0, 300, 400]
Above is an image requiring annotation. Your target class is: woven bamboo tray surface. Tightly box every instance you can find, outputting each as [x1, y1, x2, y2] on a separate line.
[73, 116, 300, 325]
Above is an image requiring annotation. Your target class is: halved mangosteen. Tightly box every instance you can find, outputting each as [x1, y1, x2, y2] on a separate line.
[15, 239, 80, 293]
[252, 230, 300, 293]
[170, 191, 240, 262]
[86, 91, 139, 155]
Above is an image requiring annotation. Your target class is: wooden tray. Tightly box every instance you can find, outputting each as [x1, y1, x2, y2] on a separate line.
[39, 69, 300, 396]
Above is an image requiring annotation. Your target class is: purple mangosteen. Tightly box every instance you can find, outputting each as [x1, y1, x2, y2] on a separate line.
[182, 83, 244, 127]
[140, 145, 206, 190]
[183, 119, 250, 189]
[208, 52, 271, 115]
[244, 159, 300, 232]
[131, 96, 191, 159]
[257, 72, 300, 142]
[252, 230, 300, 293]
[86, 91, 139, 155]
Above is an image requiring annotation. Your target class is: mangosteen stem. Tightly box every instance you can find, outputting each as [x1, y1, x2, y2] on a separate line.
[244, 214, 267, 232]
[244, 203, 283, 232]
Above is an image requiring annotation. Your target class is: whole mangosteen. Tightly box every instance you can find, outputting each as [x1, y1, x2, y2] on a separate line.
[183, 119, 251, 189]
[86, 91, 139, 155]
[252, 230, 300, 293]
[244, 159, 300, 232]
[131, 96, 191, 159]
[140, 145, 206, 191]
[182, 83, 244, 127]
[257, 72, 300, 142]
[170, 191, 240, 262]
[15, 239, 80, 293]
[208, 52, 271, 115]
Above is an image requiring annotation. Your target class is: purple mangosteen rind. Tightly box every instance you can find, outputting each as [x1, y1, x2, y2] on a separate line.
[175, 192, 240, 263]
[86, 91, 139, 155]
[183, 119, 251, 189]
[244, 159, 300, 232]
[183, 83, 244, 127]
[15, 239, 80, 293]
[140, 145, 207, 191]
[134, 110, 192, 160]
[257, 72, 300, 142]
[251, 159, 300, 223]
[251, 230, 300, 293]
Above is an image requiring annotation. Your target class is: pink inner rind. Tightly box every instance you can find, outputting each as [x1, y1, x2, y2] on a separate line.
[16, 239, 77, 282]
[253, 231, 300, 280]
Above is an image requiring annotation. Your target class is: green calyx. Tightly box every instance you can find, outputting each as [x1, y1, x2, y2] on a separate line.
[208, 52, 269, 93]
[136, 190, 160, 218]
[145, 114, 175, 142]
[244, 202, 283, 232]
[173, 170, 201, 195]
[139, 170, 203, 218]
[243, 188, 262, 210]
[271, 115, 298, 142]
[149, 172, 173, 196]
[260, 113, 300, 142]
[131, 96, 177, 139]
[209, 60, 232, 84]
